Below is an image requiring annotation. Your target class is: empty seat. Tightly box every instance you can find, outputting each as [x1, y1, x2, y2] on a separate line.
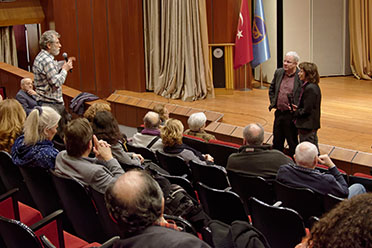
[206, 140, 239, 167]
[249, 197, 306, 248]
[190, 160, 230, 190]
[126, 142, 158, 164]
[156, 150, 192, 180]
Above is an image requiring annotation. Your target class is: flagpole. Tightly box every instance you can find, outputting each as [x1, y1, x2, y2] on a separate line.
[240, 63, 251, 91]
[257, 64, 267, 90]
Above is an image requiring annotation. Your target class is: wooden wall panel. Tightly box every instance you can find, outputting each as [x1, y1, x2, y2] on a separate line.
[92, 0, 111, 97]
[53, 0, 80, 90]
[122, 0, 145, 92]
[107, 0, 126, 93]
[75, 0, 95, 93]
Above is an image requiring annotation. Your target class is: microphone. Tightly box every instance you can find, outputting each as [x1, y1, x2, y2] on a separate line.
[62, 52, 72, 73]
[287, 93, 294, 111]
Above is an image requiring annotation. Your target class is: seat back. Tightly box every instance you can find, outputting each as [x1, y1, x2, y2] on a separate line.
[0, 151, 35, 207]
[273, 180, 324, 226]
[206, 141, 239, 167]
[349, 174, 372, 192]
[189, 160, 230, 190]
[50, 171, 107, 243]
[323, 193, 344, 213]
[182, 135, 208, 154]
[126, 142, 158, 164]
[248, 197, 306, 248]
[227, 171, 274, 207]
[156, 150, 192, 179]
[163, 214, 197, 236]
[158, 173, 197, 200]
[0, 216, 42, 248]
[196, 182, 248, 224]
[19, 167, 61, 217]
[88, 186, 121, 238]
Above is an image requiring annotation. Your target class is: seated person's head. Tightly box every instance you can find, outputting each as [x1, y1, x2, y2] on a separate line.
[161, 119, 183, 147]
[294, 142, 318, 168]
[143, 111, 161, 130]
[83, 102, 111, 122]
[243, 123, 264, 146]
[24, 106, 60, 145]
[92, 111, 122, 145]
[187, 112, 207, 132]
[153, 104, 169, 123]
[309, 193, 372, 247]
[105, 170, 164, 237]
[64, 118, 93, 157]
[20, 78, 33, 92]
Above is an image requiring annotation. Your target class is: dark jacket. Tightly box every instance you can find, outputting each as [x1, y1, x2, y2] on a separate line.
[276, 163, 348, 198]
[11, 135, 58, 169]
[294, 82, 321, 130]
[227, 144, 294, 179]
[113, 225, 210, 248]
[16, 90, 38, 115]
[269, 68, 302, 111]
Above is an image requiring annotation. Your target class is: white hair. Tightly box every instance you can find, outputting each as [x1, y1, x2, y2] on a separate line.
[285, 51, 300, 63]
[20, 78, 32, 86]
[295, 142, 318, 167]
[187, 112, 207, 131]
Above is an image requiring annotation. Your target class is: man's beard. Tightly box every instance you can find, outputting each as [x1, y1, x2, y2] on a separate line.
[50, 47, 60, 56]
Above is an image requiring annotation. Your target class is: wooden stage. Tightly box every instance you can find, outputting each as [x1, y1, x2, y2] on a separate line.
[116, 76, 372, 154]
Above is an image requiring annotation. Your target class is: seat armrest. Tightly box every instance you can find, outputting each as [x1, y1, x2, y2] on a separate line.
[40, 235, 57, 248]
[0, 188, 19, 202]
[98, 236, 120, 248]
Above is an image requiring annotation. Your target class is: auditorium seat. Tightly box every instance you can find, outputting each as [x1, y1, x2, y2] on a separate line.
[182, 134, 208, 154]
[189, 160, 230, 190]
[206, 139, 239, 167]
[349, 173, 372, 192]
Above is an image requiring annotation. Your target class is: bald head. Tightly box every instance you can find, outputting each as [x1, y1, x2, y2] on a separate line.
[143, 111, 161, 129]
[20, 78, 33, 92]
[243, 123, 264, 145]
[294, 142, 318, 168]
[105, 170, 163, 236]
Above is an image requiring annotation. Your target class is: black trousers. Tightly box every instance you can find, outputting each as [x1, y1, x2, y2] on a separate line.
[272, 110, 298, 157]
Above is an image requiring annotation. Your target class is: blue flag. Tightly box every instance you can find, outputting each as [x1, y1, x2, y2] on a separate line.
[251, 0, 270, 68]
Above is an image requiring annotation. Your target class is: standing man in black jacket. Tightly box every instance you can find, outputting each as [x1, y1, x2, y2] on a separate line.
[269, 51, 302, 157]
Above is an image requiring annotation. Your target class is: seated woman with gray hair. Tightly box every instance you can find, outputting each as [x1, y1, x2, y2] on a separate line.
[184, 112, 216, 142]
[12, 106, 61, 169]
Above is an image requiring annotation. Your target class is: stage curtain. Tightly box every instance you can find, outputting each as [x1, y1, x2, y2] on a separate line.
[0, 26, 18, 67]
[349, 0, 372, 80]
[143, 0, 214, 101]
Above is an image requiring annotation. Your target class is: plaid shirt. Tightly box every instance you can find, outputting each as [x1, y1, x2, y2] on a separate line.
[33, 49, 67, 104]
[155, 220, 180, 231]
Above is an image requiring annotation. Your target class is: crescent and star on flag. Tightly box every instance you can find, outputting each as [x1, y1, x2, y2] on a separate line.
[237, 13, 244, 39]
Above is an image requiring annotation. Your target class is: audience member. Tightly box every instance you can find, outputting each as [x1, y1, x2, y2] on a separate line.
[269, 51, 302, 157]
[15, 77, 38, 115]
[227, 123, 294, 179]
[33, 30, 74, 114]
[52, 108, 72, 151]
[12, 106, 60, 169]
[184, 112, 216, 142]
[296, 193, 372, 248]
[105, 170, 210, 247]
[92, 111, 144, 167]
[83, 102, 111, 123]
[131, 111, 163, 151]
[293, 62, 321, 150]
[0, 99, 26, 152]
[55, 118, 124, 194]
[277, 141, 366, 198]
[153, 104, 169, 125]
[161, 119, 213, 164]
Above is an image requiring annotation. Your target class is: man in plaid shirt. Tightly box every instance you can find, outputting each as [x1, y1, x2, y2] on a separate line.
[33, 30, 74, 114]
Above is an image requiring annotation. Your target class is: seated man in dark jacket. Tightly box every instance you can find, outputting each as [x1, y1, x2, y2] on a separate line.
[15, 77, 38, 115]
[277, 141, 365, 198]
[227, 123, 294, 179]
[105, 170, 210, 248]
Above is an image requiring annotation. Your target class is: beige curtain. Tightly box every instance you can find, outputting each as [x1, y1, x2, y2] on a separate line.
[349, 0, 372, 80]
[0, 26, 18, 66]
[143, 0, 214, 101]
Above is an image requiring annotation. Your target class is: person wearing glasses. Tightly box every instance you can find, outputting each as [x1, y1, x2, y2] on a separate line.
[268, 51, 302, 157]
[33, 30, 74, 114]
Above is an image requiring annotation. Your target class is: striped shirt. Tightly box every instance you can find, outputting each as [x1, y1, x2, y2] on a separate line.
[33, 49, 67, 104]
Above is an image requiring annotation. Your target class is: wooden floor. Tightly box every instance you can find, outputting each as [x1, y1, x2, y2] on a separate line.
[116, 76, 372, 153]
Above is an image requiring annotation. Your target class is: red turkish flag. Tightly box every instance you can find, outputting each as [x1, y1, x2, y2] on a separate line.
[234, 0, 253, 69]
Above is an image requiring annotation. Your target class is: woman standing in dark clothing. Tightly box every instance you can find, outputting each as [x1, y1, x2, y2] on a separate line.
[293, 62, 321, 150]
